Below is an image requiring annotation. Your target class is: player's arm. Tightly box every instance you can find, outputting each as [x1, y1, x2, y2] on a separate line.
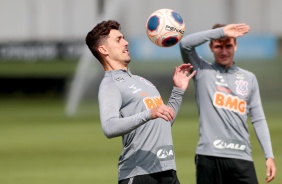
[249, 76, 276, 182]
[265, 158, 276, 183]
[249, 76, 274, 159]
[179, 27, 225, 68]
[252, 114, 276, 183]
[99, 78, 179, 138]
[223, 23, 250, 38]
[179, 23, 250, 70]
[99, 80, 151, 139]
[165, 64, 196, 125]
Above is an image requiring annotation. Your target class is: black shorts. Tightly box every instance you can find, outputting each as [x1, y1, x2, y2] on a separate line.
[195, 155, 258, 184]
[118, 170, 180, 184]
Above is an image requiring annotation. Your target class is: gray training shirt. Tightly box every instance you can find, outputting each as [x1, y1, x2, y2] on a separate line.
[179, 27, 274, 161]
[98, 69, 185, 181]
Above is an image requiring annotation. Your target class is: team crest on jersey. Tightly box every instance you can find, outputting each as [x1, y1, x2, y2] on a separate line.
[140, 77, 155, 87]
[115, 77, 125, 82]
[235, 80, 248, 96]
[234, 72, 245, 80]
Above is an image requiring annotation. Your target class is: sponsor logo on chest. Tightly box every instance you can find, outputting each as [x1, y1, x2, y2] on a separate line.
[213, 72, 248, 114]
[213, 92, 246, 114]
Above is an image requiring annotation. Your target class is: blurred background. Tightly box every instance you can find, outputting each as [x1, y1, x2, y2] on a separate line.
[0, 0, 281, 184]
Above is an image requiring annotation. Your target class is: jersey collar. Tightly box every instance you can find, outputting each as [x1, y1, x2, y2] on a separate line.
[212, 61, 238, 73]
[105, 68, 133, 76]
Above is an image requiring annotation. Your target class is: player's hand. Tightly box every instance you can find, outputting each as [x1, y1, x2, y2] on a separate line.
[265, 158, 276, 183]
[223, 23, 250, 38]
[150, 105, 175, 121]
[173, 63, 196, 91]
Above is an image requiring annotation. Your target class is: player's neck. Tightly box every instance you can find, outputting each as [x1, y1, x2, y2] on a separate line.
[104, 61, 128, 71]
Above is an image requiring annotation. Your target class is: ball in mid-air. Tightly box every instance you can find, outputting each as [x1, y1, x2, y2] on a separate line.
[146, 9, 185, 47]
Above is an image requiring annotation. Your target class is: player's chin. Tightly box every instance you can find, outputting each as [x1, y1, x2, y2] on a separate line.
[125, 55, 131, 61]
[218, 59, 232, 66]
[122, 53, 130, 60]
[125, 57, 131, 64]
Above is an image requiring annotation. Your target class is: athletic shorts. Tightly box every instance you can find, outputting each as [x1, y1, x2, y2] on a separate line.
[195, 154, 258, 184]
[118, 170, 180, 184]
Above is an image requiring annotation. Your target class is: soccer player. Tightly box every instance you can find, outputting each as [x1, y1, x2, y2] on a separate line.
[179, 23, 276, 183]
[85, 20, 196, 184]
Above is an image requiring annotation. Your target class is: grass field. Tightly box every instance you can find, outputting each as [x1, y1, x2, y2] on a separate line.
[0, 59, 281, 183]
[0, 96, 281, 184]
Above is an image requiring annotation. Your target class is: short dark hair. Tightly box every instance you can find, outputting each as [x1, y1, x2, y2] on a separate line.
[85, 20, 120, 62]
[212, 23, 226, 29]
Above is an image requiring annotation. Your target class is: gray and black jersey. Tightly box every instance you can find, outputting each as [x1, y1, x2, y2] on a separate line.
[179, 28, 274, 161]
[98, 69, 185, 181]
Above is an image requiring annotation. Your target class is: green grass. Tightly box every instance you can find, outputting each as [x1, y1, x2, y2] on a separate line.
[0, 97, 120, 184]
[0, 58, 281, 183]
[0, 97, 281, 184]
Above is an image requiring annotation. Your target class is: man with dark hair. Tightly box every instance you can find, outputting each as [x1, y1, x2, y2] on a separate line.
[86, 20, 196, 184]
[179, 23, 276, 183]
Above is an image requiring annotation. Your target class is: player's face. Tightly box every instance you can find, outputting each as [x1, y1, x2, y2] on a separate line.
[104, 29, 131, 66]
[209, 38, 237, 68]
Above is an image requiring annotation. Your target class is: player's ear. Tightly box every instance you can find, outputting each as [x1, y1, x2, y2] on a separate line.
[98, 45, 108, 55]
[209, 42, 214, 53]
[234, 42, 238, 51]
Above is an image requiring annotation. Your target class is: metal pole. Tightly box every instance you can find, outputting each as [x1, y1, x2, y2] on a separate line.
[97, 0, 104, 15]
[226, 0, 235, 23]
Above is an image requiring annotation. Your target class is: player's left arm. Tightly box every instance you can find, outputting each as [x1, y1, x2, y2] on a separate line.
[249, 75, 276, 182]
[265, 157, 276, 183]
[172, 63, 196, 91]
[166, 63, 196, 125]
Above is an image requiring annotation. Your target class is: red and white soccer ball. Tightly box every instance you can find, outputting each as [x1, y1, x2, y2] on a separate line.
[145, 9, 185, 47]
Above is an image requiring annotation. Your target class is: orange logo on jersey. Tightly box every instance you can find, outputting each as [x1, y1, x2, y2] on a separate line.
[143, 96, 164, 109]
[213, 92, 246, 114]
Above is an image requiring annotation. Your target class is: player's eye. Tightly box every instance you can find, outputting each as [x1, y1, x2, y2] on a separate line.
[117, 36, 123, 42]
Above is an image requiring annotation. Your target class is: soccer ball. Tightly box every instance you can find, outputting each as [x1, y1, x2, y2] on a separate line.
[146, 9, 185, 47]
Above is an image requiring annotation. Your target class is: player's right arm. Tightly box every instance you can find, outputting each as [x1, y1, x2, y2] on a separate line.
[98, 79, 150, 139]
[179, 23, 250, 67]
[179, 27, 225, 69]
[223, 23, 250, 38]
[98, 77, 174, 138]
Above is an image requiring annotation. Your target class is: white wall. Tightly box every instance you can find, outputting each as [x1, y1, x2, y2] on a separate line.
[0, 0, 97, 41]
[0, 0, 281, 42]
